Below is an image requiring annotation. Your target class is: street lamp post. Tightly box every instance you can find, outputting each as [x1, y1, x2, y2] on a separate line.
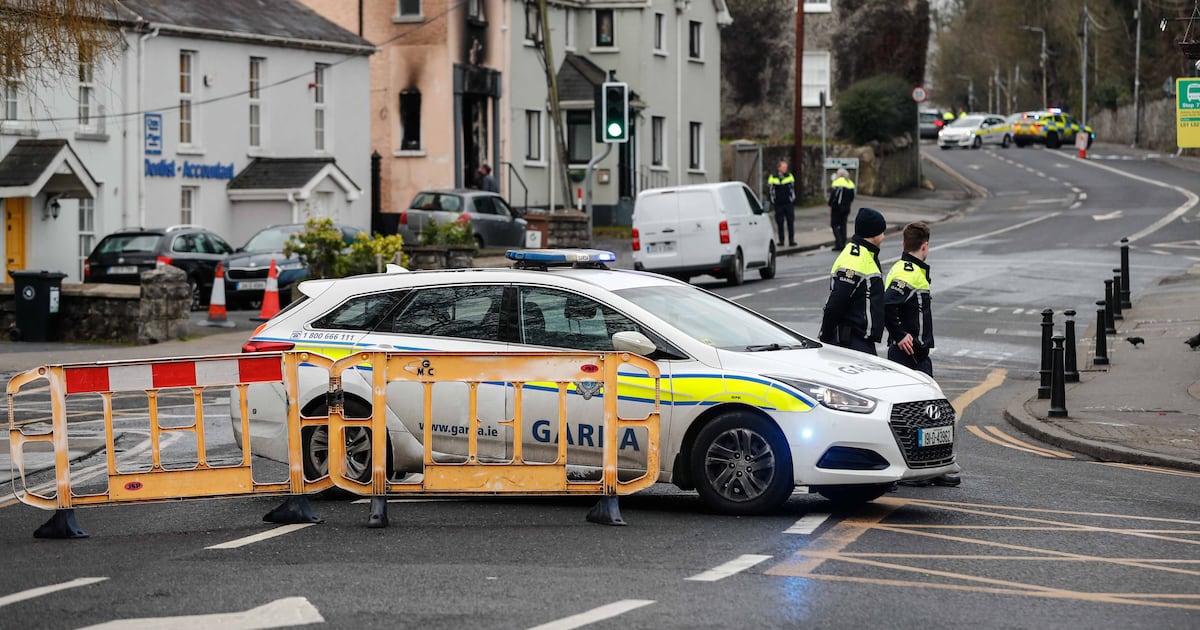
[1021, 25, 1048, 109]
[955, 74, 975, 112]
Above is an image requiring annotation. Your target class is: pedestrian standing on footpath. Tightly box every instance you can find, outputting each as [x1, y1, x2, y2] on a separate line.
[819, 207, 887, 355]
[828, 168, 856, 250]
[884, 221, 962, 487]
[478, 164, 499, 193]
[767, 160, 797, 246]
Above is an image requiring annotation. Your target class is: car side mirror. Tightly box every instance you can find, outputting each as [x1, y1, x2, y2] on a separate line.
[513, 206, 526, 219]
[612, 331, 657, 356]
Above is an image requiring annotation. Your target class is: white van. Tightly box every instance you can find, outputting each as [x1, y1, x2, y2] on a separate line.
[631, 182, 776, 286]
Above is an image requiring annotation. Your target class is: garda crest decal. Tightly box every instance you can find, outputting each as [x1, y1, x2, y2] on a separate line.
[574, 380, 602, 400]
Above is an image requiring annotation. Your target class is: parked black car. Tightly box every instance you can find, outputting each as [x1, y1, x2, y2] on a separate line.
[223, 222, 365, 309]
[84, 225, 235, 310]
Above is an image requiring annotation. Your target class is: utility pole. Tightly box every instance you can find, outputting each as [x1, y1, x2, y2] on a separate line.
[1133, 0, 1143, 145]
[1081, 3, 1089, 125]
[1022, 25, 1048, 109]
[793, 1, 804, 191]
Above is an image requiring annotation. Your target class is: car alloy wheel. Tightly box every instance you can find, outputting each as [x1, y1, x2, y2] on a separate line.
[691, 411, 793, 515]
[972, 136, 982, 149]
[302, 399, 378, 483]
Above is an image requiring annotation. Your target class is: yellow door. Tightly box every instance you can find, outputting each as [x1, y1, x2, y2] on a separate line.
[5, 197, 27, 279]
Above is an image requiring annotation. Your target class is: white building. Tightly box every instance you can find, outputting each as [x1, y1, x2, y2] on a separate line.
[0, 0, 374, 282]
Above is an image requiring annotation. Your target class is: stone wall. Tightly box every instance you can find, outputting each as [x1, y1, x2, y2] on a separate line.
[722, 135, 919, 201]
[545, 212, 590, 248]
[0, 265, 191, 344]
[1089, 97, 1200, 155]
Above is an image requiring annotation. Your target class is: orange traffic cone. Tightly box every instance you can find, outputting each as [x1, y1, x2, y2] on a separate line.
[252, 259, 281, 322]
[198, 263, 235, 328]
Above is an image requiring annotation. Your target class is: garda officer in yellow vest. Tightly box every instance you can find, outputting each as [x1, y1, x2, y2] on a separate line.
[767, 161, 797, 246]
[828, 168, 856, 250]
[819, 207, 887, 355]
[941, 109, 955, 123]
[884, 222, 934, 376]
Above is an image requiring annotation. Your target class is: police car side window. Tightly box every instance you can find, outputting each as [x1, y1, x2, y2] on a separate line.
[390, 286, 505, 342]
[518, 287, 639, 351]
[312, 291, 407, 332]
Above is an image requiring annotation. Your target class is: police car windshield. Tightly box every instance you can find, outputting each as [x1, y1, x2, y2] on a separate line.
[948, 116, 984, 128]
[614, 285, 813, 351]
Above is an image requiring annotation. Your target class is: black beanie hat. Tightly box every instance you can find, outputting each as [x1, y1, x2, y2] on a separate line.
[854, 207, 886, 238]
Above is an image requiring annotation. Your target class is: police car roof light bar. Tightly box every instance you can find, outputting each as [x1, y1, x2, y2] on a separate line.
[506, 249, 617, 270]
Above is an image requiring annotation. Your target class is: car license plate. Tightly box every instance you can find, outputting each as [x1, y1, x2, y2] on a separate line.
[917, 426, 953, 447]
[108, 265, 138, 274]
[237, 281, 267, 291]
[647, 242, 675, 254]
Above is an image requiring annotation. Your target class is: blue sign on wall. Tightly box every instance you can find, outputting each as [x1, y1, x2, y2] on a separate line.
[145, 159, 236, 180]
[144, 113, 162, 156]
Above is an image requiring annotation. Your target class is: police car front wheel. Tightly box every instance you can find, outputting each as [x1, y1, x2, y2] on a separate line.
[691, 411, 793, 515]
[302, 398, 387, 483]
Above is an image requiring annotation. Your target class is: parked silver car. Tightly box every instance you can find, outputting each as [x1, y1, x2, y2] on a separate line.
[398, 189, 527, 249]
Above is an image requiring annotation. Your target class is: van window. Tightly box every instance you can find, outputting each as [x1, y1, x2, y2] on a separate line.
[677, 190, 716, 218]
[741, 186, 764, 214]
[635, 192, 679, 222]
[718, 185, 750, 216]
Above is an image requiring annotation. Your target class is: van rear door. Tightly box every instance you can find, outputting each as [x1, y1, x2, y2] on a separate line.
[634, 190, 682, 268]
[676, 189, 722, 269]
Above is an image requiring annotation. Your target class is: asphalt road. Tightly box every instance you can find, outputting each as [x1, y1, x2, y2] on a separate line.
[2, 143, 1199, 628]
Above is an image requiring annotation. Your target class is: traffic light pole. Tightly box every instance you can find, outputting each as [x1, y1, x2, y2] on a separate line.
[584, 143, 613, 243]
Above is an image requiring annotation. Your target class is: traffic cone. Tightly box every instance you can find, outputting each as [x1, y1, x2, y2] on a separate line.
[198, 263, 235, 328]
[252, 259, 280, 322]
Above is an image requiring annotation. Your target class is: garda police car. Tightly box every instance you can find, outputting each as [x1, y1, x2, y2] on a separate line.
[1011, 108, 1094, 149]
[232, 249, 958, 515]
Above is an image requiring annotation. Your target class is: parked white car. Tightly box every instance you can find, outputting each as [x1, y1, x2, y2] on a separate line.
[232, 250, 959, 515]
[937, 114, 1011, 149]
[631, 182, 776, 286]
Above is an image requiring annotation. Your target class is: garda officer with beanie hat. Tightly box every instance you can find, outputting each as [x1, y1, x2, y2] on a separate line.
[819, 207, 887, 355]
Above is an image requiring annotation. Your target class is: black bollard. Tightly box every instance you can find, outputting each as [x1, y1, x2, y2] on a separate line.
[1038, 308, 1054, 399]
[1049, 335, 1068, 418]
[1063, 310, 1080, 383]
[1103, 280, 1116, 335]
[1094, 300, 1110, 366]
[1111, 269, 1124, 321]
[1120, 237, 1132, 309]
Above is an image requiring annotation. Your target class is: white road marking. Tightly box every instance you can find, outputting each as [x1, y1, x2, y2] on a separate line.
[784, 512, 831, 535]
[1071, 155, 1200, 243]
[1048, 177, 1058, 182]
[206, 524, 315, 550]
[757, 287, 778, 294]
[1070, 201, 1082, 210]
[729, 293, 754, 300]
[983, 327, 998, 335]
[528, 600, 656, 630]
[685, 555, 772, 582]
[0, 577, 108, 609]
[1026, 198, 1068, 205]
[982, 328, 1041, 338]
[930, 212, 1061, 252]
[953, 349, 970, 357]
[78, 596, 324, 629]
[1092, 211, 1123, 221]
[781, 282, 800, 288]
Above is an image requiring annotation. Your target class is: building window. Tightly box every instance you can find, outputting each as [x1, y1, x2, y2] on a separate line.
[397, 0, 420, 17]
[688, 122, 702, 170]
[179, 51, 195, 144]
[249, 57, 264, 148]
[524, 2, 540, 42]
[467, 0, 483, 22]
[314, 63, 328, 151]
[651, 116, 665, 166]
[653, 13, 665, 52]
[564, 8, 574, 49]
[1, 80, 17, 121]
[567, 110, 591, 164]
[802, 51, 832, 107]
[803, 0, 833, 13]
[688, 21, 702, 59]
[78, 199, 94, 280]
[399, 89, 421, 151]
[181, 187, 196, 224]
[595, 9, 614, 47]
[525, 110, 541, 161]
[78, 55, 95, 129]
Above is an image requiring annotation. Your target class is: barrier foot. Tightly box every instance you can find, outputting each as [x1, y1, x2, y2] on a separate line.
[263, 496, 323, 524]
[585, 496, 627, 526]
[33, 509, 89, 539]
[366, 496, 389, 529]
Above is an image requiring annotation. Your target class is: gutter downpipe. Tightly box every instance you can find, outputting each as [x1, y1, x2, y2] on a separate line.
[137, 26, 160, 229]
[676, 1, 688, 186]
[288, 192, 299, 223]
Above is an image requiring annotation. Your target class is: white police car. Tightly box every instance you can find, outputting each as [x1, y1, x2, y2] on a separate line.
[233, 249, 958, 515]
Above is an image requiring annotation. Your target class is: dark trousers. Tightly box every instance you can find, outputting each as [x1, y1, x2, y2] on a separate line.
[837, 335, 877, 356]
[774, 204, 795, 244]
[831, 209, 849, 249]
[887, 345, 933, 377]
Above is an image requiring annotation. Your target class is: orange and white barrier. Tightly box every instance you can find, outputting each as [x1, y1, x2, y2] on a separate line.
[198, 263, 235, 328]
[6, 349, 661, 537]
[252, 260, 280, 322]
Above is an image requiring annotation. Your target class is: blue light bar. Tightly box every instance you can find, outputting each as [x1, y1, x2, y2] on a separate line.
[505, 249, 617, 264]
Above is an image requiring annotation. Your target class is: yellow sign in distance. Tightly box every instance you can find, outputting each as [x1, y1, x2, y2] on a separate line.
[1177, 78, 1200, 148]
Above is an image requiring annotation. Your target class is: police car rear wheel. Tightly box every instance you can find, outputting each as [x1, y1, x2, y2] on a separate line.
[692, 412, 793, 515]
[726, 250, 745, 287]
[1001, 134, 1011, 148]
[816, 483, 892, 506]
[1046, 132, 1061, 149]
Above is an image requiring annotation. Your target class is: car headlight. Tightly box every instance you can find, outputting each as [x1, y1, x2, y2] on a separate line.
[277, 260, 305, 271]
[766, 376, 877, 414]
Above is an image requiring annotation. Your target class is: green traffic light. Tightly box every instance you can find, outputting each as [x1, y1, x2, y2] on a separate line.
[607, 122, 623, 138]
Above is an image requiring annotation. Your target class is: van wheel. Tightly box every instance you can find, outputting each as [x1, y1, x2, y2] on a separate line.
[726, 250, 745, 286]
[302, 398, 387, 483]
[758, 245, 776, 280]
[691, 411, 793, 515]
[817, 483, 892, 506]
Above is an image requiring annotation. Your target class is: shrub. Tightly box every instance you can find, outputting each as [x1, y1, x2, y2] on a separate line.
[342, 233, 408, 276]
[419, 216, 474, 246]
[837, 74, 917, 145]
[285, 217, 409, 278]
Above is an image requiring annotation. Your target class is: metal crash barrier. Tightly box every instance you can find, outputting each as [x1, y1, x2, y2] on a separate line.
[6, 350, 660, 538]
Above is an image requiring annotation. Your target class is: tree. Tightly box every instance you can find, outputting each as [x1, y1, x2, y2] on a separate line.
[0, 1, 123, 86]
[831, 0, 931, 92]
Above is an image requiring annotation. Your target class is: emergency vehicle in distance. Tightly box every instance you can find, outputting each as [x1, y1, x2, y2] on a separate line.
[232, 249, 959, 515]
[1010, 108, 1094, 149]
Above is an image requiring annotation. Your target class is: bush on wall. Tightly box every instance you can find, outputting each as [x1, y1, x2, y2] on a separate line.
[837, 74, 917, 145]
